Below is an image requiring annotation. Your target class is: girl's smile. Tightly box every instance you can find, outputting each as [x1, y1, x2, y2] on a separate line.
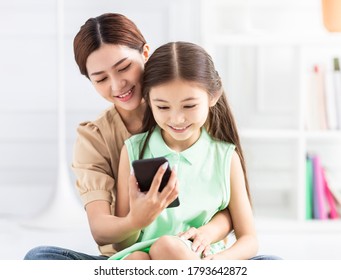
[150, 79, 214, 151]
[168, 124, 192, 133]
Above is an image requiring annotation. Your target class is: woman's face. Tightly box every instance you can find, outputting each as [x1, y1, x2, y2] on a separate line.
[86, 43, 149, 112]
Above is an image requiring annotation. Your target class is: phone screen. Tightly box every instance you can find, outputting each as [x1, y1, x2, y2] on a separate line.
[132, 157, 180, 208]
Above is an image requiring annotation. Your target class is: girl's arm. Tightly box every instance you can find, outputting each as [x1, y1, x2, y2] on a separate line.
[178, 209, 233, 256]
[86, 145, 179, 249]
[205, 151, 258, 260]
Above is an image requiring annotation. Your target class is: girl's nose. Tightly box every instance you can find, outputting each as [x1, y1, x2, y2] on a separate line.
[171, 111, 186, 124]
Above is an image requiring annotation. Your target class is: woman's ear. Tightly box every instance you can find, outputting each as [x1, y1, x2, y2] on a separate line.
[209, 90, 222, 107]
[142, 44, 150, 62]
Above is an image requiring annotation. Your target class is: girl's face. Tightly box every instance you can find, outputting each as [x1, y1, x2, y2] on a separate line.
[149, 79, 215, 151]
[86, 43, 149, 112]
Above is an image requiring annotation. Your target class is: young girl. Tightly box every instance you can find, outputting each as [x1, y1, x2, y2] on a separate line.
[109, 41, 258, 260]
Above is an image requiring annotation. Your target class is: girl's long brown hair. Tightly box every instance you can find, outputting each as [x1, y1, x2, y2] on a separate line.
[140, 41, 251, 203]
[73, 13, 146, 78]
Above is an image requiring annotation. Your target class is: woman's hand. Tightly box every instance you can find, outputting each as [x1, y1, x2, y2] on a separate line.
[177, 227, 212, 257]
[127, 162, 179, 229]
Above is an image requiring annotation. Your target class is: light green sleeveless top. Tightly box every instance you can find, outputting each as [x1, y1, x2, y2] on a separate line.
[109, 126, 235, 260]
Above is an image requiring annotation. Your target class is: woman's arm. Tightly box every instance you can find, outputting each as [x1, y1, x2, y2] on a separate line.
[85, 200, 140, 247]
[205, 151, 258, 260]
[86, 145, 179, 249]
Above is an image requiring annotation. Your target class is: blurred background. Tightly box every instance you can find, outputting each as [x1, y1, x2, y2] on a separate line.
[0, 0, 341, 259]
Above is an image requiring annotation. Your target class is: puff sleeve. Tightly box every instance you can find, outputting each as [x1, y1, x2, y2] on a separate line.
[72, 121, 115, 209]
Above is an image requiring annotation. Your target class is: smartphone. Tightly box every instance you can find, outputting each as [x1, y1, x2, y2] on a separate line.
[132, 157, 180, 208]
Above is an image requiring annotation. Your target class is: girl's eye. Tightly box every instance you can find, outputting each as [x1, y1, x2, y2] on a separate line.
[95, 77, 107, 83]
[184, 104, 197, 109]
[118, 63, 132, 72]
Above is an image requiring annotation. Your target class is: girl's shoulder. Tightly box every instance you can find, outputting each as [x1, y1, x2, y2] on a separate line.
[124, 131, 150, 162]
[124, 132, 148, 157]
[204, 128, 236, 150]
[204, 132, 236, 164]
[125, 130, 149, 148]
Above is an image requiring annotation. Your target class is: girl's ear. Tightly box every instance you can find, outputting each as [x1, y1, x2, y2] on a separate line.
[142, 44, 150, 62]
[209, 90, 222, 107]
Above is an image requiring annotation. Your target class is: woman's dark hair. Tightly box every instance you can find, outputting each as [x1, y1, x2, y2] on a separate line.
[73, 13, 146, 78]
[140, 41, 251, 203]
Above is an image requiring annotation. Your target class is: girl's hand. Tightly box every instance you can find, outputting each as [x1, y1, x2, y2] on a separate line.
[128, 163, 179, 229]
[202, 251, 227, 260]
[178, 227, 212, 257]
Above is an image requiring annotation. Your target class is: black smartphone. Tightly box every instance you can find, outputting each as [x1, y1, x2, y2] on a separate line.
[132, 157, 180, 208]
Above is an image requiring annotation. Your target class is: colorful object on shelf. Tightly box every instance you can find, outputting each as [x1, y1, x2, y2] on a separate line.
[306, 154, 341, 220]
[312, 155, 328, 219]
[305, 155, 314, 220]
[322, 0, 341, 32]
[323, 169, 339, 219]
[305, 58, 341, 131]
[334, 58, 341, 129]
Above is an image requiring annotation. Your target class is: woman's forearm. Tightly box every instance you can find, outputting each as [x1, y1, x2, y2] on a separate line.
[89, 213, 141, 246]
[85, 200, 141, 247]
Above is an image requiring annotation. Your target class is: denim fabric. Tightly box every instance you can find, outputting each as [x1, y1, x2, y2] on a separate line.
[24, 246, 108, 260]
[250, 255, 282, 260]
[24, 245, 281, 260]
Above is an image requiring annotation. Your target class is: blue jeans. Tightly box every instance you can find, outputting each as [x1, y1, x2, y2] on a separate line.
[250, 255, 282, 260]
[24, 246, 108, 260]
[24, 246, 281, 260]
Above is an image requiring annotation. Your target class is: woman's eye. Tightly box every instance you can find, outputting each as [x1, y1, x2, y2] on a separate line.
[157, 106, 169, 110]
[118, 63, 132, 72]
[96, 77, 107, 83]
[184, 104, 196, 109]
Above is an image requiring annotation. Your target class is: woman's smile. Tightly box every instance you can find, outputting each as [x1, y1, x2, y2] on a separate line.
[114, 86, 135, 102]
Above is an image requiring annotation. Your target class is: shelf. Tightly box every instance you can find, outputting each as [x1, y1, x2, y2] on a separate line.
[256, 219, 341, 233]
[202, 0, 341, 226]
[240, 129, 341, 139]
[240, 129, 299, 139]
[211, 32, 341, 47]
[304, 130, 341, 140]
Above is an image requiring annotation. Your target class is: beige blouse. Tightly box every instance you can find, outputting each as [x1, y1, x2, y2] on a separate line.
[72, 106, 131, 256]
